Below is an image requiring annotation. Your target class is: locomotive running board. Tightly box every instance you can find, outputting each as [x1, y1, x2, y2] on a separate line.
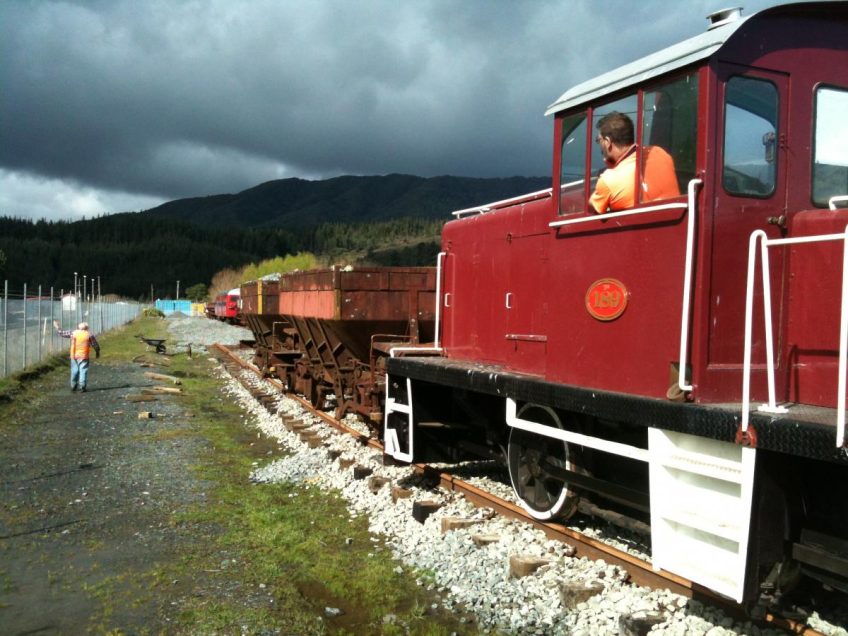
[506, 398, 757, 603]
[384, 374, 414, 463]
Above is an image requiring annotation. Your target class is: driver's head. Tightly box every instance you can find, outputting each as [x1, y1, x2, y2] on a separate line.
[596, 111, 634, 147]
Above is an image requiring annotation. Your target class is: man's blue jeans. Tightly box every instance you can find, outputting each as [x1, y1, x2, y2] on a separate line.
[71, 359, 90, 390]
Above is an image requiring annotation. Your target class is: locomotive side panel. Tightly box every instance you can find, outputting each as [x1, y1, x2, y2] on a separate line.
[786, 210, 848, 406]
[442, 155, 691, 398]
[545, 214, 689, 398]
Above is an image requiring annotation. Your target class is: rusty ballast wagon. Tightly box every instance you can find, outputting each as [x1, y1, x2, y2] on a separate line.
[240, 278, 300, 377]
[278, 266, 436, 428]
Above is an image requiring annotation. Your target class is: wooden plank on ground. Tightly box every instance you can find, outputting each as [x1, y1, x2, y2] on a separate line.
[143, 371, 181, 385]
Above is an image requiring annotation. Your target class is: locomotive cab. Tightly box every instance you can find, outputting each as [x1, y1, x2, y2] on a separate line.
[385, 1, 848, 606]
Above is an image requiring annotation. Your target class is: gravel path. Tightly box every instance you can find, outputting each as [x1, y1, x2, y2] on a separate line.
[0, 361, 207, 633]
[0, 317, 256, 634]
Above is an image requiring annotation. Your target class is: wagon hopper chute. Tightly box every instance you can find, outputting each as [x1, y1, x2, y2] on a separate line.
[240, 276, 300, 379]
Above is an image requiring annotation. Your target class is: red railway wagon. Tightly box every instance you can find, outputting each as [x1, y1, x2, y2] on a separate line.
[214, 292, 240, 323]
[385, 3, 848, 605]
[278, 266, 436, 425]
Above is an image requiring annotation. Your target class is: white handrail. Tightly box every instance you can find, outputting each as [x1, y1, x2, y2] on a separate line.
[741, 230, 764, 425]
[451, 188, 552, 218]
[560, 178, 585, 190]
[741, 225, 848, 447]
[829, 195, 848, 211]
[548, 201, 687, 228]
[840, 225, 848, 448]
[434, 251, 446, 349]
[678, 179, 703, 392]
[387, 251, 447, 356]
[506, 398, 649, 463]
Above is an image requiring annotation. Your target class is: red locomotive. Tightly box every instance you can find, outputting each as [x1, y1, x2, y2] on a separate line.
[379, 2, 848, 606]
[239, 2, 848, 608]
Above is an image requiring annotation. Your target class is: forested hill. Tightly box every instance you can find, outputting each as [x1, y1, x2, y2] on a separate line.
[0, 174, 549, 299]
[144, 174, 550, 226]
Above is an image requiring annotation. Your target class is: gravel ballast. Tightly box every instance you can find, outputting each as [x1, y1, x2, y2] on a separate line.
[217, 360, 848, 636]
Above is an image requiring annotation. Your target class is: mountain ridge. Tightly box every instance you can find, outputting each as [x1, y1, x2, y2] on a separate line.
[143, 173, 550, 226]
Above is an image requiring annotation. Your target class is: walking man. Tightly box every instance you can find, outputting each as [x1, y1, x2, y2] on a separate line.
[53, 321, 101, 392]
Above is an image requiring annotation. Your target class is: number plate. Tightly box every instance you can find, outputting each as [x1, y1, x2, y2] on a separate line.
[585, 278, 628, 321]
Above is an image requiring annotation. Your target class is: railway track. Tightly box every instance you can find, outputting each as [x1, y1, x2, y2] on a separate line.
[211, 343, 828, 636]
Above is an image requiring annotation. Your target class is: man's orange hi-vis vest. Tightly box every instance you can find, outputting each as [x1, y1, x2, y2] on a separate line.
[70, 330, 92, 360]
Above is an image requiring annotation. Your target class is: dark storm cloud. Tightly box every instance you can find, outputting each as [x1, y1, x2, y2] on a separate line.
[0, 0, 777, 219]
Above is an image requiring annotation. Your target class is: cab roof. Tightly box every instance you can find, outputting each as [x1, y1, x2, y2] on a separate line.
[544, 2, 834, 116]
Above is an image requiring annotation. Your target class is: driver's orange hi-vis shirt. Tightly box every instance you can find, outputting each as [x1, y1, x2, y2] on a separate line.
[589, 145, 679, 213]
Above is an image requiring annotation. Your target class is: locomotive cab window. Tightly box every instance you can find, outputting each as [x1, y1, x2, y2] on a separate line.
[582, 94, 639, 213]
[557, 73, 697, 215]
[813, 86, 848, 206]
[560, 112, 588, 215]
[641, 74, 697, 203]
[722, 76, 778, 197]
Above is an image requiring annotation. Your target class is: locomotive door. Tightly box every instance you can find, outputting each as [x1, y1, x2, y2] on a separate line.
[705, 64, 789, 401]
[505, 231, 549, 376]
[439, 230, 510, 363]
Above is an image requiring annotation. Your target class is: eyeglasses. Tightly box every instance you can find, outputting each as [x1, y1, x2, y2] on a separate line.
[595, 134, 607, 145]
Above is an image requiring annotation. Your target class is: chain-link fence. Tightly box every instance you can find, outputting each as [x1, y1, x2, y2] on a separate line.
[1, 282, 143, 379]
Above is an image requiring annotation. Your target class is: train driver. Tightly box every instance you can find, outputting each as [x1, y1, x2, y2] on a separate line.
[589, 111, 679, 213]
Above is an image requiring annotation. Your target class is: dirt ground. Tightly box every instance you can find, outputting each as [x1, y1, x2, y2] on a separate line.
[0, 359, 216, 633]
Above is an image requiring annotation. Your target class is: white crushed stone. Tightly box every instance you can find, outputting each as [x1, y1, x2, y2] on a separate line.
[211, 364, 822, 636]
[166, 315, 252, 348]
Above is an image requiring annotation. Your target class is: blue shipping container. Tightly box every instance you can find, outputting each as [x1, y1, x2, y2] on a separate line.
[154, 299, 193, 316]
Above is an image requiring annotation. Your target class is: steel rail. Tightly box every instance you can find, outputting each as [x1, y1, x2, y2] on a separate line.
[211, 343, 825, 636]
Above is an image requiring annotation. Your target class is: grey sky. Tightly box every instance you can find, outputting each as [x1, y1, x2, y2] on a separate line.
[0, 0, 777, 221]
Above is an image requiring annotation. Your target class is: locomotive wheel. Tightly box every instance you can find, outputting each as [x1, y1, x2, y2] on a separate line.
[507, 404, 579, 521]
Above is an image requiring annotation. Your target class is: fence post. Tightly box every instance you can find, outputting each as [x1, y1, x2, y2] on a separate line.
[23, 283, 28, 369]
[37, 285, 43, 363]
[2, 280, 6, 377]
[50, 287, 55, 355]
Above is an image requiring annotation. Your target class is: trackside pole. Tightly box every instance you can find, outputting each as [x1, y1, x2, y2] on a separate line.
[2, 281, 6, 377]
